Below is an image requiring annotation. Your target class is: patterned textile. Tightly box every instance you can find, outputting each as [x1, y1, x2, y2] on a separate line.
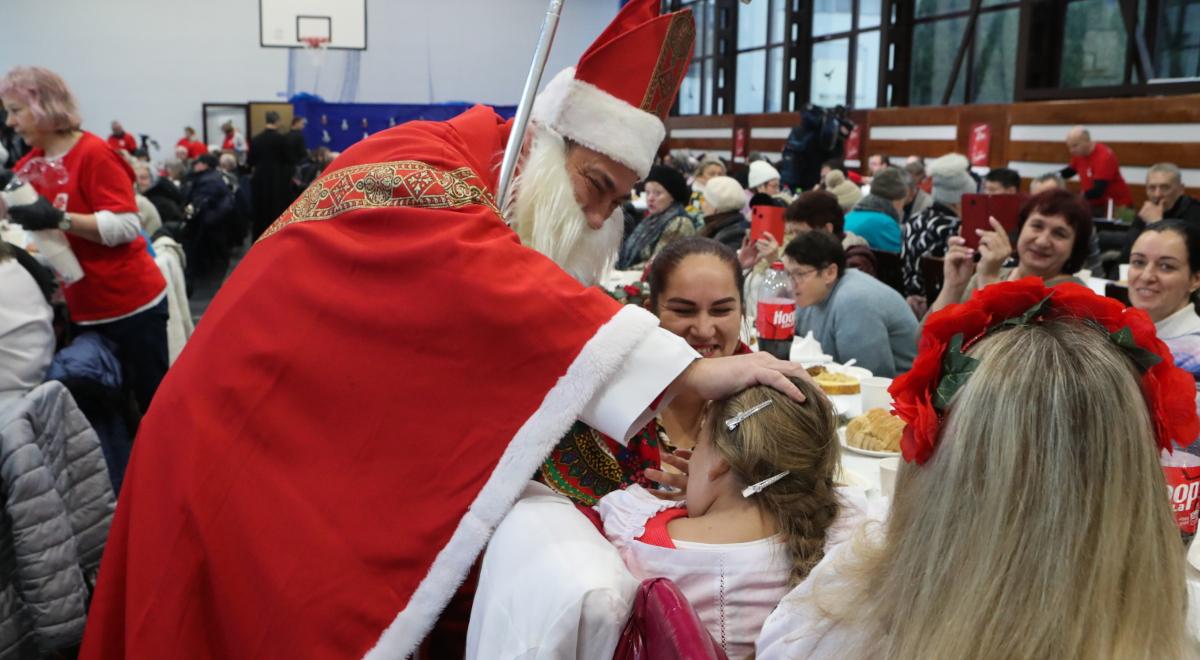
[901, 202, 960, 296]
[618, 203, 702, 270]
[540, 420, 665, 506]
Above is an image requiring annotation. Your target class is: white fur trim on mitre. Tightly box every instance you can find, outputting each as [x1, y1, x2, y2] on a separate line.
[531, 67, 665, 179]
[362, 304, 661, 660]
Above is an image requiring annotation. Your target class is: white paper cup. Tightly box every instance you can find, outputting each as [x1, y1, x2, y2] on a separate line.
[861, 376, 893, 412]
[1118, 263, 1130, 283]
[879, 456, 900, 498]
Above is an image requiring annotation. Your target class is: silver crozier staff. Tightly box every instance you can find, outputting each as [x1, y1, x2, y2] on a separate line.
[496, 0, 566, 210]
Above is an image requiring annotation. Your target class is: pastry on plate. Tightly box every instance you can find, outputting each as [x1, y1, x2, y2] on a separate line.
[814, 369, 860, 395]
[845, 408, 904, 453]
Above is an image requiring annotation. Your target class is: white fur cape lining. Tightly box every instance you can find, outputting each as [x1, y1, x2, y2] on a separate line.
[363, 304, 660, 659]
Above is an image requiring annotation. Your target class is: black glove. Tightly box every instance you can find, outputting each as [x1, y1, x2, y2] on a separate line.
[7, 196, 65, 231]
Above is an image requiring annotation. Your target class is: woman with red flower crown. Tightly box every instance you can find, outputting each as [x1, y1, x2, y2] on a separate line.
[756, 278, 1199, 660]
[928, 188, 1094, 316]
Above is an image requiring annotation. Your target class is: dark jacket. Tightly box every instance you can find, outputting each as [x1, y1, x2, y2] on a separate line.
[700, 210, 747, 253]
[142, 177, 186, 229]
[183, 168, 233, 228]
[1124, 194, 1200, 260]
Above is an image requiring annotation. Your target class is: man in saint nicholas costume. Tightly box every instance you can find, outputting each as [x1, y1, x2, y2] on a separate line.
[81, 2, 807, 658]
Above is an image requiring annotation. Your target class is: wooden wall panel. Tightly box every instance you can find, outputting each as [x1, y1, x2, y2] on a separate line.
[665, 137, 734, 151]
[1009, 141, 1200, 168]
[1007, 95, 1200, 124]
[866, 106, 958, 126]
[864, 139, 957, 159]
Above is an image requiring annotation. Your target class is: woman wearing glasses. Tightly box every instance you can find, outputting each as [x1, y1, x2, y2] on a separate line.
[784, 230, 918, 377]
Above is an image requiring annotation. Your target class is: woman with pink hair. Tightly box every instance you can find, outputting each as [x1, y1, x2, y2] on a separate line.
[1, 66, 168, 415]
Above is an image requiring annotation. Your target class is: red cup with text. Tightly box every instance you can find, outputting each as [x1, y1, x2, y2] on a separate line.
[1163, 450, 1200, 545]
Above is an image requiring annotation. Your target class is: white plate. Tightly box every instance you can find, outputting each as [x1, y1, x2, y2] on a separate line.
[838, 427, 900, 458]
[829, 365, 873, 380]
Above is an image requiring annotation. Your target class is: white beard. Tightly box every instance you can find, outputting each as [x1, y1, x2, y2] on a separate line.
[503, 126, 624, 286]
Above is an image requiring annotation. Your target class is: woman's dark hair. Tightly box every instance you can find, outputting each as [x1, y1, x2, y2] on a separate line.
[1138, 219, 1200, 273]
[785, 191, 844, 236]
[648, 236, 745, 312]
[784, 229, 846, 278]
[1017, 188, 1094, 275]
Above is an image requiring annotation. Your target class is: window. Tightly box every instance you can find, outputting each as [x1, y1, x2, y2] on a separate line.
[810, 0, 884, 110]
[1153, 0, 1200, 79]
[1061, 0, 1128, 87]
[734, 0, 787, 113]
[908, 2, 1019, 105]
[676, 0, 718, 115]
[970, 8, 1018, 102]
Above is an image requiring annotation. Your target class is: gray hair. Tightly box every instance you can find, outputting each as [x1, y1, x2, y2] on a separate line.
[1148, 162, 1183, 185]
[902, 160, 926, 183]
[1034, 171, 1064, 187]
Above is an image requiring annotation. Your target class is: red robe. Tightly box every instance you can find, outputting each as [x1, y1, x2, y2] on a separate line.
[81, 106, 658, 659]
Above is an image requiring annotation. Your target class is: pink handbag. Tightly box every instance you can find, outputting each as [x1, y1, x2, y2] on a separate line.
[612, 577, 728, 660]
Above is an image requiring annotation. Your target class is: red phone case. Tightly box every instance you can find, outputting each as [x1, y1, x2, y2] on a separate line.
[960, 193, 1025, 249]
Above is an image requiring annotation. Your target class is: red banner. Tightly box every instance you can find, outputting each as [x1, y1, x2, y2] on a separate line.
[968, 123, 991, 167]
[844, 125, 861, 162]
[734, 127, 748, 161]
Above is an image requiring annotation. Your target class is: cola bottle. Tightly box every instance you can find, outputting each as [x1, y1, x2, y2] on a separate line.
[756, 262, 796, 360]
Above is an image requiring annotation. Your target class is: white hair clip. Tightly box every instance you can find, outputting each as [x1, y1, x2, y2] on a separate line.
[742, 470, 790, 498]
[724, 400, 773, 431]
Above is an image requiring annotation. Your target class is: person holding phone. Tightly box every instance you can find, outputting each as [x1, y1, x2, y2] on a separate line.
[929, 189, 1093, 314]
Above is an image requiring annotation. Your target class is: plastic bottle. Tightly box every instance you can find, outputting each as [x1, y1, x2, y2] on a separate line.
[756, 262, 795, 360]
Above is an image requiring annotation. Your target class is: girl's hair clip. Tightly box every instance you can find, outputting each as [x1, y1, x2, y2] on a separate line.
[742, 470, 790, 498]
[724, 400, 773, 431]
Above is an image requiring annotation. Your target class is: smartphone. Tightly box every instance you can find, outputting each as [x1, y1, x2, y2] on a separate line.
[960, 193, 1026, 250]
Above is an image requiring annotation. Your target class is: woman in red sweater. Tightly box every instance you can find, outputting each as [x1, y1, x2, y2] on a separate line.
[1, 66, 168, 415]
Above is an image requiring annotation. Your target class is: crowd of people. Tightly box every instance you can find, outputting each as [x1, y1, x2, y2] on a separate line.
[0, 66, 339, 505]
[1, 0, 1199, 656]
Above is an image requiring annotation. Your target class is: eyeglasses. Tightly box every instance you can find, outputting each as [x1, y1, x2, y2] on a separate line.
[787, 267, 821, 281]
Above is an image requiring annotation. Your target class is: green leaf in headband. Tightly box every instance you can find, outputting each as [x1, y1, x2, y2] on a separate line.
[999, 295, 1052, 329]
[1109, 326, 1163, 372]
[934, 333, 979, 412]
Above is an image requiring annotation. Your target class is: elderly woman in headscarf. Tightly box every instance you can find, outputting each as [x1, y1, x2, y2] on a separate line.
[617, 165, 701, 270]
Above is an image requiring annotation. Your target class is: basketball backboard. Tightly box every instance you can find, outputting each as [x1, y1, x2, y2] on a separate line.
[259, 0, 367, 50]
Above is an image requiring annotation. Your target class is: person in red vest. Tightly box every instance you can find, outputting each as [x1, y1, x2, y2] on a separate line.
[77, 2, 809, 659]
[1062, 125, 1133, 214]
[1, 67, 169, 415]
[176, 125, 207, 159]
[106, 119, 137, 154]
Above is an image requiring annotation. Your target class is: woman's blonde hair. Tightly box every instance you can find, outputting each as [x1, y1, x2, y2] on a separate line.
[817, 320, 1193, 659]
[0, 66, 81, 134]
[704, 377, 840, 584]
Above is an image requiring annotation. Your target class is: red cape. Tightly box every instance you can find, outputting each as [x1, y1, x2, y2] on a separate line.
[82, 106, 658, 658]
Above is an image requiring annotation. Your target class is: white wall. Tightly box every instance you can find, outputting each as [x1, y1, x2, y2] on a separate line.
[0, 0, 618, 162]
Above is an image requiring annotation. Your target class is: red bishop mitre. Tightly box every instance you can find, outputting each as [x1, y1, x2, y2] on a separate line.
[532, 0, 695, 178]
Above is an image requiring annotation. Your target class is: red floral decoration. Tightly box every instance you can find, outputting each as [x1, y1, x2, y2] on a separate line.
[888, 277, 1200, 464]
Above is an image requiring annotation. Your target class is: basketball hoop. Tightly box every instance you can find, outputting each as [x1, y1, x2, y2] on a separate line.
[301, 36, 329, 50]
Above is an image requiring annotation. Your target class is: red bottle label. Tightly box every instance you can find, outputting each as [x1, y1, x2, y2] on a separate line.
[756, 301, 795, 340]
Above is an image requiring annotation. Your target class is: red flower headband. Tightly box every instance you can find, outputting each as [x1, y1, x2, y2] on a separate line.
[888, 277, 1200, 464]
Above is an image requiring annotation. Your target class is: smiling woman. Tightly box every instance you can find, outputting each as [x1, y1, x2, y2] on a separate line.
[538, 237, 750, 508]
[930, 188, 1094, 315]
[1128, 221, 1200, 405]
